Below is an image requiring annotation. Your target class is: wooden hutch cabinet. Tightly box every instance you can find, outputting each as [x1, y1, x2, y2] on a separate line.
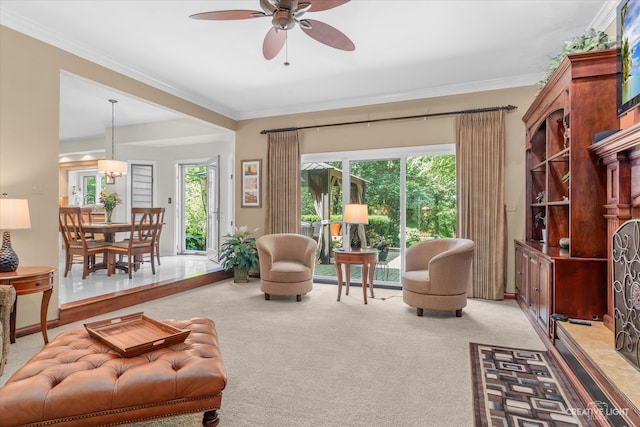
[516, 50, 619, 336]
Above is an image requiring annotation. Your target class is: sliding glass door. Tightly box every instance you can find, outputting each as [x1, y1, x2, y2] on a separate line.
[301, 145, 455, 288]
[404, 154, 457, 245]
[349, 158, 401, 283]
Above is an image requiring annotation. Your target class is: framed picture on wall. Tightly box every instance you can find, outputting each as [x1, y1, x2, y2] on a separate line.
[241, 159, 261, 208]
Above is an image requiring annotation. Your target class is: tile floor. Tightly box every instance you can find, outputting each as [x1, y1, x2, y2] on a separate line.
[58, 253, 221, 305]
[561, 321, 640, 411]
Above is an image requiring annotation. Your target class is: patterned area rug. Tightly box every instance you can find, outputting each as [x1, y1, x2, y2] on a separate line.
[470, 343, 593, 426]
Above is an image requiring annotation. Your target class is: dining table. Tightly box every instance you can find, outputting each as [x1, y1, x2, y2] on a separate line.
[80, 222, 134, 275]
[82, 222, 160, 275]
[82, 222, 132, 243]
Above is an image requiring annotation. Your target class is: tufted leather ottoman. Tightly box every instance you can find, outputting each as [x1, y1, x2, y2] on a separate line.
[0, 317, 226, 426]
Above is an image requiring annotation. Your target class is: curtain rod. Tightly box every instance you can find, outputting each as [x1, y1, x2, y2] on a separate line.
[259, 104, 517, 134]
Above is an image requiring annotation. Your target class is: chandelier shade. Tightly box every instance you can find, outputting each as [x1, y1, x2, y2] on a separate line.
[97, 159, 128, 178]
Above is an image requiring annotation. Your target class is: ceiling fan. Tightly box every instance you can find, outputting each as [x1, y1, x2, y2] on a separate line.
[190, 0, 355, 60]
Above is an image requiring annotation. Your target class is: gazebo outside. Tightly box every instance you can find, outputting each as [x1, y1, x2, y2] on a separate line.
[301, 161, 367, 265]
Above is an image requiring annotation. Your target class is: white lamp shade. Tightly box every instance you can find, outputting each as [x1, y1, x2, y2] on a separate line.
[0, 198, 31, 230]
[97, 159, 128, 176]
[343, 204, 369, 224]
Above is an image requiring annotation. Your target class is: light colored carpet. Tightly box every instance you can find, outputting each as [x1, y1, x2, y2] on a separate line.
[2, 280, 545, 426]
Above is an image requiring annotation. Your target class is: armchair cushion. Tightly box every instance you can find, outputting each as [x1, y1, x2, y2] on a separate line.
[401, 270, 430, 293]
[267, 261, 312, 283]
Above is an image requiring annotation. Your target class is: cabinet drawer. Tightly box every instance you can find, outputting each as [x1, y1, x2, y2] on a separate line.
[4, 273, 53, 293]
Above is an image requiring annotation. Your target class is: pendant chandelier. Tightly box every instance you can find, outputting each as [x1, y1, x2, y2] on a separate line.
[97, 99, 127, 179]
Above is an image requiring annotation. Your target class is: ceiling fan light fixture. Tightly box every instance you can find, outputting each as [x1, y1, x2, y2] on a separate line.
[272, 9, 295, 30]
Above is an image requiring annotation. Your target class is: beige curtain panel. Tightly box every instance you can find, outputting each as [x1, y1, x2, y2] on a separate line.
[456, 110, 506, 300]
[265, 130, 301, 234]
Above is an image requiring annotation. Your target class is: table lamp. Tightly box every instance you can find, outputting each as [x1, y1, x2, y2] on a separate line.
[0, 193, 31, 272]
[343, 204, 368, 250]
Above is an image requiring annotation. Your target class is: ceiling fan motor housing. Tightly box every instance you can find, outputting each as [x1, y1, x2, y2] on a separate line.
[272, 9, 295, 30]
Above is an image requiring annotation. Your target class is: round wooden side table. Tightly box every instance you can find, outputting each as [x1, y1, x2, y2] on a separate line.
[334, 249, 378, 304]
[0, 266, 55, 344]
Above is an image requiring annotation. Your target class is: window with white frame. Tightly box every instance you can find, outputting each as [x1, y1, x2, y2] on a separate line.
[130, 164, 154, 207]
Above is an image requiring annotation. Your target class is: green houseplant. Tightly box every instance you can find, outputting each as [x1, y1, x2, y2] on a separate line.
[219, 226, 259, 283]
[372, 236, 390, 261]
[366, 228, 390, 261]
[539, 28, 614, 89]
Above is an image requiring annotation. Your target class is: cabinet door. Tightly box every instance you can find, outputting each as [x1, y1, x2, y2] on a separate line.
[537, 257, 552, 332]
[529, 254, 539, 315]
[518, 245, 531, 307]
[515, 244, 524, 295]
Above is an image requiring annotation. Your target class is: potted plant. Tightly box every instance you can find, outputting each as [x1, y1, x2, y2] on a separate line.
[367, 228, 390, 261]
[373, 236, 390, 261]
[219, 226, 259, 283]
[535, 212, 547, 243]
[539, 29, 614, 89]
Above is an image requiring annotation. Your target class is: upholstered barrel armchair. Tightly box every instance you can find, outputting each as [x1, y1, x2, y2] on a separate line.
[256, 233, 317, 302]
[1, 284, 17, 376]
[401, 238, 474, 317]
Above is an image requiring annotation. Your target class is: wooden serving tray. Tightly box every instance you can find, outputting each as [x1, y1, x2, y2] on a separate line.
[84, 312, 190, 357]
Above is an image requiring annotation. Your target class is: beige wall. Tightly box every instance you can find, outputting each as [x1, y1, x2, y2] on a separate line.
[236, 86, 537, 294]
[1, 23, 536, 333]
[0, 26, 236, 330]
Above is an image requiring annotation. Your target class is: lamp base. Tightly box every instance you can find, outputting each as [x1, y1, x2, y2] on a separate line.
[350, 226, 362, 250]
[0, 231, 19, 272]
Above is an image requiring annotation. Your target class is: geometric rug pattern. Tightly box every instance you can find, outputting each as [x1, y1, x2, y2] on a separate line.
[470, 343, 591, 427]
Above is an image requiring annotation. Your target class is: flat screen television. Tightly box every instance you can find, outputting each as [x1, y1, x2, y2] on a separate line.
[618, 0, 640, 117]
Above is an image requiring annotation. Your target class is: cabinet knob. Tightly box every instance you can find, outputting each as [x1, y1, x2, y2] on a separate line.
[534, 287, 539, 292]
[35, 281, 43, 287]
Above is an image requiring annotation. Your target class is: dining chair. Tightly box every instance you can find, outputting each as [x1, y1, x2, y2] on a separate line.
[154, 207, 166, 265]
[79, 207, 103, 242]
[59, 207, 110, 279]
[107, 207, 162, 279]
[133, 207, 166, 266]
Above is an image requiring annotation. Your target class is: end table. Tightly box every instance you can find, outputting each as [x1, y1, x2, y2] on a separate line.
[0, 266, 55, 344]
[334, 249, 378, 304]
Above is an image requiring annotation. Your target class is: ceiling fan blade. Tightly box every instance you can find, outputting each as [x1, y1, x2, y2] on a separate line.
[189, 10, 267, 20]
[300, 19, 355, 51]
[307, 0, 350, 12]
[263, 28, 287, 60]
[259, 0, 277, 15]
